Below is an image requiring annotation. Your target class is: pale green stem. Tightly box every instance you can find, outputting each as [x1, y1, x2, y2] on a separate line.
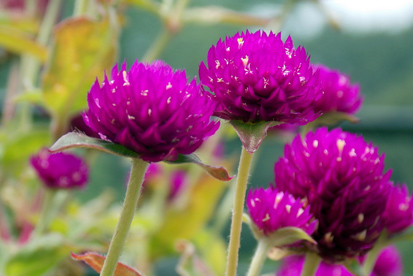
[141, 28, 172, 62]
[32, 189, 57, 238]
[23, 0, 62, 89]
[246, 239, 271, 276]
[74, 0, 88, 16]
[362, 242, 385, 276]
[100, 158, 149, 276]
[300, 252, 321, 276]
[225, 147, 254, 276]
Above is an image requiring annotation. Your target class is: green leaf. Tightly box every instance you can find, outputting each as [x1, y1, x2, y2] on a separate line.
[50, 132, 233, 181]
[42, 16, 117, 117]
[5, 234, 68, 276]
[229, 120, 278, 154]
[71, 252, 143, 276]
[267, 227, 316, 248]
[165, 153, 233, 181]
[49, 132, 140, 158]
[0, 25, 47, 61]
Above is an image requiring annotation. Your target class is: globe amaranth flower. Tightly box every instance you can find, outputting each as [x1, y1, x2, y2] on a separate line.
[383, 183, 413, 235]
[313, 64, 362, 114]
[199, 30, 322, 124]
[30, 149, 88, 189]
[277, 246, 402, 276]
[83, 61, 219, 162]
[246, 187, 317, 236]
[274, 127, 392, 260]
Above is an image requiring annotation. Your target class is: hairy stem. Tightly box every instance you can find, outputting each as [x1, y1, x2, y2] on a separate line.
[225, 146, 254, 276]
[100, 158, 149, 276]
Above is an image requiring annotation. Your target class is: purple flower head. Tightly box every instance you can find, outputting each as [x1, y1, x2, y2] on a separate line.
[313, 64, 362, 114]
[274, 127, 392, 260]
[83, 61, 219, 162]
[277, 246, 402, 276]
[199, 30, 322, 124]
[383, 183, 413, 235]
[370, 246, 403, 276]
[30, 149, 88, 189]
[246, 187, 317, 236]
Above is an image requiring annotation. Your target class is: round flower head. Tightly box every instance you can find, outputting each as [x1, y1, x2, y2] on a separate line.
[277, 246, 402, 276]
[246, 187, 317, 236]
[274, 127, 392, 260]
[83, 61, 219, 162]
[313, 64, 362, 114]
[199, 30, 322, 124]
[383, 183, 413, 235]
[30, 149, 88, 189]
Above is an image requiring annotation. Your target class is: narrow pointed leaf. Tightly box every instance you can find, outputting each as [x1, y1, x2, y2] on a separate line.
[166, 153, 233, 181]
[268, 227, 316, 248]
[71, 252, 143, 276]
[229, 120, 278, 154]
[50, 132, 232, 181]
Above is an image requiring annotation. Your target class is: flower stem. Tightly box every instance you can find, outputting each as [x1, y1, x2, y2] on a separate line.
[141, 28, 172, 62]
[32, 189, 57, 238]
[246, 239, 270, 276]
[225, 146, 254, 276]
[300, 252, 321, 276]
[100, 158, 149, 276]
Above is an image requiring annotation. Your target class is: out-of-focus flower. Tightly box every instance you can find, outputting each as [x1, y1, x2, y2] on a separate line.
[277, 246, 402, 276]
[83, 61, 219, 162]
[383, 184, 413, 235]
[313, 64, 362, 115]
[246, 187, 317, 236]
[0, 0, 49, 16]
[274, 127, 392, 260]
[30, 149, 88, 189]
[370, 246, 403, 276]
[199, 30, 322, 124]
[168, 170, 186, 201]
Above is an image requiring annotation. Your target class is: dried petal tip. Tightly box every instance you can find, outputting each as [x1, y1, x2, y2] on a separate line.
[274, 127, 392, 260]
[383, 183, 413, 235]
[313, 64, 363, 115]
[30, 148, 88, 189]
[200, 30, 322, 124]
[246, 187, 317, 236]
[83, 60, 219, 162]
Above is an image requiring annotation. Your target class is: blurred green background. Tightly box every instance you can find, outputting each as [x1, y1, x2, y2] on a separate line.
[1, 0, 413, 275]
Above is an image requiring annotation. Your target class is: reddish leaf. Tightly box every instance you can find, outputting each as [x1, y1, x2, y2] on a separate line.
[71, 252, 143, 276]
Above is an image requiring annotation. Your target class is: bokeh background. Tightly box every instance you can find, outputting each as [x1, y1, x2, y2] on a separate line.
[1, 0, 413, 275]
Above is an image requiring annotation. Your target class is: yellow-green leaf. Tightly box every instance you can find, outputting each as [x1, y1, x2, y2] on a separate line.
[0, 25, 47, 61]
[149, 175, 226, 258]
[42, 16, 117, 117]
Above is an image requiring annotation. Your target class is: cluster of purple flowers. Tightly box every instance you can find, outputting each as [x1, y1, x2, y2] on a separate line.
[42, 28, 412, 274]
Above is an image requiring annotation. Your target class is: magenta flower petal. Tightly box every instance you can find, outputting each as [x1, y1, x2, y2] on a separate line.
[30, 149, 88, 189]
[383, 183, 413, 235]
[199, 30, 322, 124]
[277, 246, 402, 276]
[313, 64, 363, 115]
[274, 127, 392, 260]
[83, 61, 219, 162]
[247, 187, 317, 236]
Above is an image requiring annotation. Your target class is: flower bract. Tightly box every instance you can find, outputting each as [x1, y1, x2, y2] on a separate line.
[199, 30, 322, 124]
[383, 183, 413, 235]
[83, 61, 219, 162]
[274, 127, 392, 260]
[30, 149, 89, 189]
[246, 187, 317, 236]
[313, 64, 362, 115]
